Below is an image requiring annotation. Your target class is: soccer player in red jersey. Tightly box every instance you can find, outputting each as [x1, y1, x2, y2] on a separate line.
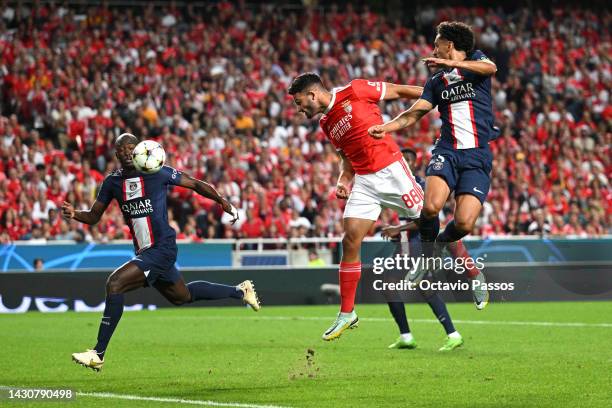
[289, 73, 425, 340]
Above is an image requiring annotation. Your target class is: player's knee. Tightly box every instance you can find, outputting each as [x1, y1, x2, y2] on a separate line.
[454, 217, 476, 234]
[106, 274, 124, 294]
[422, 201, 441, 219]
[342, 233, 361, 254]
[169, 297, 189, 306]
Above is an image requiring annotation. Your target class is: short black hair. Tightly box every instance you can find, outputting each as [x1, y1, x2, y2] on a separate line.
[401, 147, 417, 159]
[436, 21, 475, 54]
[115, 132, 138, 147]
[288, 72, 325, 95]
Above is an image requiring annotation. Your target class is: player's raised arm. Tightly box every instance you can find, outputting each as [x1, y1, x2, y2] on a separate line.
[62, 200, 109, 225]
[336, 150, 355, 200]
[63, 173, 113, 225]
[368, 98, 433, 139]
[177, 172, 239, 224]
[380, 221, 419, 239]
[422, 57, 497, 77]
[382, 83, 423, 101]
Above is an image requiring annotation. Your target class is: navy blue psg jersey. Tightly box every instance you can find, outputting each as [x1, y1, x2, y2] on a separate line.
[421, 49, 499, 150]
[96, 166, 182, 253]
[415, 174, 425, 191]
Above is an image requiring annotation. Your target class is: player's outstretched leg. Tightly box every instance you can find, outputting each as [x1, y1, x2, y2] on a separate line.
[155, 278, 260, 311]
[322, 217, 373, 341]
[418, 176, 449, 257]
[411, 177, 448, 285]
[419, 288, 463, 351]
[437, 194, 489, 310]
[387, 302, 417, 349]
[72, 261, 146, 371]
[447, 240, 489, 310]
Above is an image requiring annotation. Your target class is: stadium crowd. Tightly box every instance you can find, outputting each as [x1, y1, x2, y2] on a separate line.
[0, 2, 610, 243]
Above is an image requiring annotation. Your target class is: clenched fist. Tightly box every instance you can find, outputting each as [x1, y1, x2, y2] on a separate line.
[61, 201, 75, 220]
[336, 182, 350, 199]
[368, 125, 386, 139]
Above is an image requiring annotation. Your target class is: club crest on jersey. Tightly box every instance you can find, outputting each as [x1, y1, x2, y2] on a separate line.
[123, 177, 144, 201]
[430, 155, 445, 171]
[342, 100, 352, 113]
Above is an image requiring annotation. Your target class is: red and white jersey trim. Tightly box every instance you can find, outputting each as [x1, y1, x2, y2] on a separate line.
[324, 84, 350, 114]
[132, 216, 154, 253]
[448, 100, 479, 149]
[379, 82, 387, 100]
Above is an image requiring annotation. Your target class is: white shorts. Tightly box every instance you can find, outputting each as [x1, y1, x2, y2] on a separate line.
[344, 159, 423, 221]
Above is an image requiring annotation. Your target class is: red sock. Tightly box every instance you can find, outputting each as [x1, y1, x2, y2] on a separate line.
[339, 261, 361, 313]
[448, 241, 480, 279]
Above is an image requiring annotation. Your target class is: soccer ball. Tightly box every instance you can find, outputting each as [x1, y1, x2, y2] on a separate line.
[132, 140, 166, 174]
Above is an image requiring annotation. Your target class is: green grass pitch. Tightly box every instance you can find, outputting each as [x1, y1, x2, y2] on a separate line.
[1, 302, 610, 408]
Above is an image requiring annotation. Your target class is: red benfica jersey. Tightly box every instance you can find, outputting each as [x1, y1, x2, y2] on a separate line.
[319, 79, 402, 175]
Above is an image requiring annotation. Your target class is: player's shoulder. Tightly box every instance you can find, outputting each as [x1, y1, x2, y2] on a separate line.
[430, 70, 446, 81]
[349, 78, 366, 87]
[346, 78, 380, 99]
[159, 164, 180, 173]
[105, 168, 124, 180]
[469, 49, 490, 61]
[158, 165, 182, 180]
[333, 81, 354, 95]
[348, 78, 381, 91]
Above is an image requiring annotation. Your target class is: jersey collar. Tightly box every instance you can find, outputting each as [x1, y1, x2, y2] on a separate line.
[323, 88, 338, 114]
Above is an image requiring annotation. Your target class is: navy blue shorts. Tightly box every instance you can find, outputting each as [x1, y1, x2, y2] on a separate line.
[131, 242, 180, 286]
[425, 146, 493, 203]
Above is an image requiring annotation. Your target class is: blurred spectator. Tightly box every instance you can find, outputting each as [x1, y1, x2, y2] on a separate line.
[33, 258, 44, 271]
[308, 249, 326, 267]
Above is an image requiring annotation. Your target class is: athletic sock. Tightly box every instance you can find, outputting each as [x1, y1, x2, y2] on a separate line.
[448, 331, 461, 339]
[436, 220, 469, 244]
[423, 293, 456, 335]
[387, 302, 410, 334]
[419, 213, 440, 257]
[339, 261, 361, 313]
[94, 293, 124, 359]
[447, 240, 480, 279]
[187, 281, 243, 302]
[401, 332, 414, 342]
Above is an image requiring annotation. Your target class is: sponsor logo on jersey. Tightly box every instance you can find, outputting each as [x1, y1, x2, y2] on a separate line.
[441, 82, 476, 102]
[121, 199, 153, 216]
[329, 112, 353, 141]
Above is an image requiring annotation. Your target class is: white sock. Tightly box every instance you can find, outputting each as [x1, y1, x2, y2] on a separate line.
[401, 333, 414, 342]
[340, 311, 355, 318]
[448, 331, 461, 339]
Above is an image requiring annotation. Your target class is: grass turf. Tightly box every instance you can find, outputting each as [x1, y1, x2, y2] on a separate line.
[0, 302, 610, 408]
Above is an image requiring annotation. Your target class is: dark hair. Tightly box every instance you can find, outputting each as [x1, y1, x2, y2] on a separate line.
[115, 132, 139, 147]
[436, 21, 475, 54]
[288, 72, 325, 95]
[401, 147, 417, 159]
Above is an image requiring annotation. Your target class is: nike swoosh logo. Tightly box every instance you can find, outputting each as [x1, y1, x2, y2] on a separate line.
[473, 187, 484, 194]
[324, 322, 340, 335]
